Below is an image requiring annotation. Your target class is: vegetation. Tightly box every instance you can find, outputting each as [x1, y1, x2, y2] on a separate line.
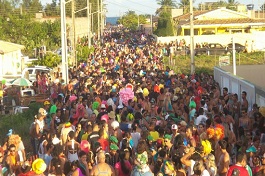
[117, 11, 147, 31]
[164, 51, 265, 75]
[0, 103, 42, 151]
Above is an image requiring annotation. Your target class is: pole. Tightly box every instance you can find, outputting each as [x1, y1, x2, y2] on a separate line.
[97, 0, 100, 41]
[72, 0, 76, 66]
[150, 15, 153, 34]
[138, 15, 140, 29]
[232, 36, 236, 75]
[87, 0, 91, 47]
[190, 0, 195, 74]
[61, 0, 68, 84]
[100, 0, 103, 37]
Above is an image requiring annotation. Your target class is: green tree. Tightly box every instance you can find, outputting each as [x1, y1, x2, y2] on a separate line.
[44, 0, 60, 17]
[178, 0, 191, 13]
[154, 11, 174, 36]
[156, 0, 176, 14]
[226, 0, 239, 10]
[76, 44, 94, 62]
[31, 52, 61, 67]
[117, 11, 147, 31]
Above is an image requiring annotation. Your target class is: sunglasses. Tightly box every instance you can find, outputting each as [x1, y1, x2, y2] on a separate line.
[164, 140, 169, 143]
[10, 150, 15, 152]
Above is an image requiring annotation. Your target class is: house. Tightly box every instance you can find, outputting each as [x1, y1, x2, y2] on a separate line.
[175, 7, 265, 36]
[0, 41, 25, 79]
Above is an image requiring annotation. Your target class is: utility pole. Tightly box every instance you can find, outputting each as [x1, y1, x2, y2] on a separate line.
[97, 0, 100, 41]
[61, 0, 69, 84]
[232, 37, 236, 75]
[72, 0, 76, 66]
[87, 0, 91, 47]
[138, 15, 140, 29]
[100, 0, 103, 37]
[150, 15, 153, 34]
[190, 0, 195, 74]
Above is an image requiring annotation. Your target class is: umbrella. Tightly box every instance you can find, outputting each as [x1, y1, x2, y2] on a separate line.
[12, 78, 32, 86]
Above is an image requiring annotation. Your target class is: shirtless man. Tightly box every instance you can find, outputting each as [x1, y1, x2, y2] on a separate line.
[157, 88, 165, 108]
[241, 91, 248, 111]
[239, 108, 251, 133]
[217, 140, 230, 176]
[90, 151, 114, 176]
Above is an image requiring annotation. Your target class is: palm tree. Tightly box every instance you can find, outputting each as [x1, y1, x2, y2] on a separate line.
[178, 0, 191, 13]
[227, 0, 239, 10]
[156, 0, 177, 13]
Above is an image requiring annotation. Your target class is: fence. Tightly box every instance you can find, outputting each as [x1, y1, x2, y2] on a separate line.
[214, 66, 265, 110]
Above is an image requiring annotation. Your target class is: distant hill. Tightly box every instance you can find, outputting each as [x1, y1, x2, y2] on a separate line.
[106, 17, 119, 25]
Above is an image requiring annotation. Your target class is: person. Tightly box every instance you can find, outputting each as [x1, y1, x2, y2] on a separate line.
[227, 152, 249, 176]
[115, 149, 132, 176]
[241, 91, 249, 111]
[217, 140, 230, 176]
[205, 153, 217, 176]
[76, 151, 90, 176]
[181, 146, 202, 176]
[65, 131, 80, 162]
[164, 161, 176, 176]
[90, 150, 114, 176]
[5, 144, 21, 175]
[193, 160, 210, 176]
[195, 108, 207, 126]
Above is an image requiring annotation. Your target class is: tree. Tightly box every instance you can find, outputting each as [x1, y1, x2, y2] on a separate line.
[178, 0, 191, 13]
[154, 11, 174, 36]
[156, 0, 177, 14]
[31, 52, 61, 68]
[226, 0, 239, 10]
[117, 11, 147, 31]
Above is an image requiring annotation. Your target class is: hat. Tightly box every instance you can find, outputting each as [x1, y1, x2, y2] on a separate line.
[81, 140, 90, 153]
[172, 96, 178, 102]
[65, 122, 71, 128]
[44, 100, 50, 106]
[101, 104, 106, 109]
[108, 111, 116, 119]
[118, 104, 124, 109]
[101, 114, 109, 122]
[111, 121, 119, 130]
[164, 134, 172, 140]
[246, 146, 257, 153]
[32, 158, 47, 174]
[147, 135, 154, 141]
[38, 108, 47, 116]
[171, 124, 178, 130]
[109, 136, 118, 144]
[180, 121, 187, 126]
[110, 144, 119, 151]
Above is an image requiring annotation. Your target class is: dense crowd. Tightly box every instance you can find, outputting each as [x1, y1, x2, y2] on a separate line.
[1, 29, 265, 176]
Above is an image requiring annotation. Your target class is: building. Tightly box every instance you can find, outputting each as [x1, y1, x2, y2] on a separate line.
[175, 7, 265, 36]
[0, 41, 25, 79]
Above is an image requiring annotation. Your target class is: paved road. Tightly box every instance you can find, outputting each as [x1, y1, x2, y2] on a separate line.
[221, 64, 265, 89]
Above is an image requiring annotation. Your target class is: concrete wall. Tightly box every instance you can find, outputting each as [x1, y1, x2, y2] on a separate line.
[155, 31, 265, 50]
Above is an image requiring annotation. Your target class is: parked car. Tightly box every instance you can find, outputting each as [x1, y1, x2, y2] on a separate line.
[227, 43, 245, 53]
[21, 66, 52, 82]
[195, 43, 228, 56]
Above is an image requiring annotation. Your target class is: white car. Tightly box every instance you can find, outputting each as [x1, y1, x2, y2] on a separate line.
[22, 66, 52, 82]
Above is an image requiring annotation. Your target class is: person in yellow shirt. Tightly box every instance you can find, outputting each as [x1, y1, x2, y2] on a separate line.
[149, 122, 159, 141]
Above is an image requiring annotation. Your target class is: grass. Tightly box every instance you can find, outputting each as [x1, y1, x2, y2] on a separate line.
[164, 51, 265, 75]
[0, 103, 42, 152]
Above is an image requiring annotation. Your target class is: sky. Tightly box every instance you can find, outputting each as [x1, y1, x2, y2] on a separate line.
[41, 0, 261, 17]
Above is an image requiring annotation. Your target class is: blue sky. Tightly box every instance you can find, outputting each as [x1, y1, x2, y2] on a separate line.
[41, 0, 261, 17]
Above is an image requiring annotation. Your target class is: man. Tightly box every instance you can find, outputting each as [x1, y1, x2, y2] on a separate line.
[90, 150, 114, 176]
[217, 140, 230, 176]
[186, 125, 196, 147]
[195, 108, 207, 126]
[223, 87, 229, 103]
[87, 123, 100, 152]
[227, 152, 249, 176]
[5, 144, 21, 175]
[241, 91, 249, 111]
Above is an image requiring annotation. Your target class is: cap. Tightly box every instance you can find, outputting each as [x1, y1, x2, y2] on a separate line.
[43, 100, 50, 106]
[118, 104, 124, 109]
[171, 124, 178, 130]
[110, 144, 119, 151]
[246, 146, 257, 153]
[164, 134, 172, 140]
[109, 135, 118, 144]
[111, 121, 119, 130]
[38, 108, 47, 116]
[101, 104, 106, 109]
[147, 135, 154, 141]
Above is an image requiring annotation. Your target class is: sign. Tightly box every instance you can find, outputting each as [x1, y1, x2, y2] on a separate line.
[219, 56, 230, 67]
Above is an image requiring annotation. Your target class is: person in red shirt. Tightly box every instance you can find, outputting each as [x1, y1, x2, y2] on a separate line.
[98, 129, 109, 152]
[227, 152, 249, 176]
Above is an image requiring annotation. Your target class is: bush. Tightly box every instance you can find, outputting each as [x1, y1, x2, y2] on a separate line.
[0, 102, 42, 152]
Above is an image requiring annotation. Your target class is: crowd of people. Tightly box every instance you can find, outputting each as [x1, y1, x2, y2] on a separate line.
[0, 28, 265, 176]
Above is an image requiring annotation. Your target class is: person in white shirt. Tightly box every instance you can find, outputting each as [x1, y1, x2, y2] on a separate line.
[195, 108, 207, 126]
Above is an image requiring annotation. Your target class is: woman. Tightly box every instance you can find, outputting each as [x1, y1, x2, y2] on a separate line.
[163, 161, 176, 176]
[205, 153, 217, 176]
[115, 150, 132, 176]
[76, 151, 90, 176]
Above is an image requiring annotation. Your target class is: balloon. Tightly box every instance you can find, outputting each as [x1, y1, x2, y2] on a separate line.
[119, 88, 134, 106]
[1, 79, 6, 84]
[143, 88, 149, 97]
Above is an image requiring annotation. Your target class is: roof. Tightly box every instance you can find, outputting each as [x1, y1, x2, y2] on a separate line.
[0, 40, 25, 54]
[181, 18, 265, 26]
[176, 10, 210, 21]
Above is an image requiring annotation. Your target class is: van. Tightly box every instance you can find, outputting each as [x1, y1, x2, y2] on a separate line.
[22, 66, 52, 82]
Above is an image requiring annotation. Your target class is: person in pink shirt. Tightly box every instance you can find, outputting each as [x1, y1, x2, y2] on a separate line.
[115, 149, 132, 176]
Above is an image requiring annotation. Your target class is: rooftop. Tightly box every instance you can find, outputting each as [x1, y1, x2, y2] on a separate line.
[0, 40, 25, 54]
